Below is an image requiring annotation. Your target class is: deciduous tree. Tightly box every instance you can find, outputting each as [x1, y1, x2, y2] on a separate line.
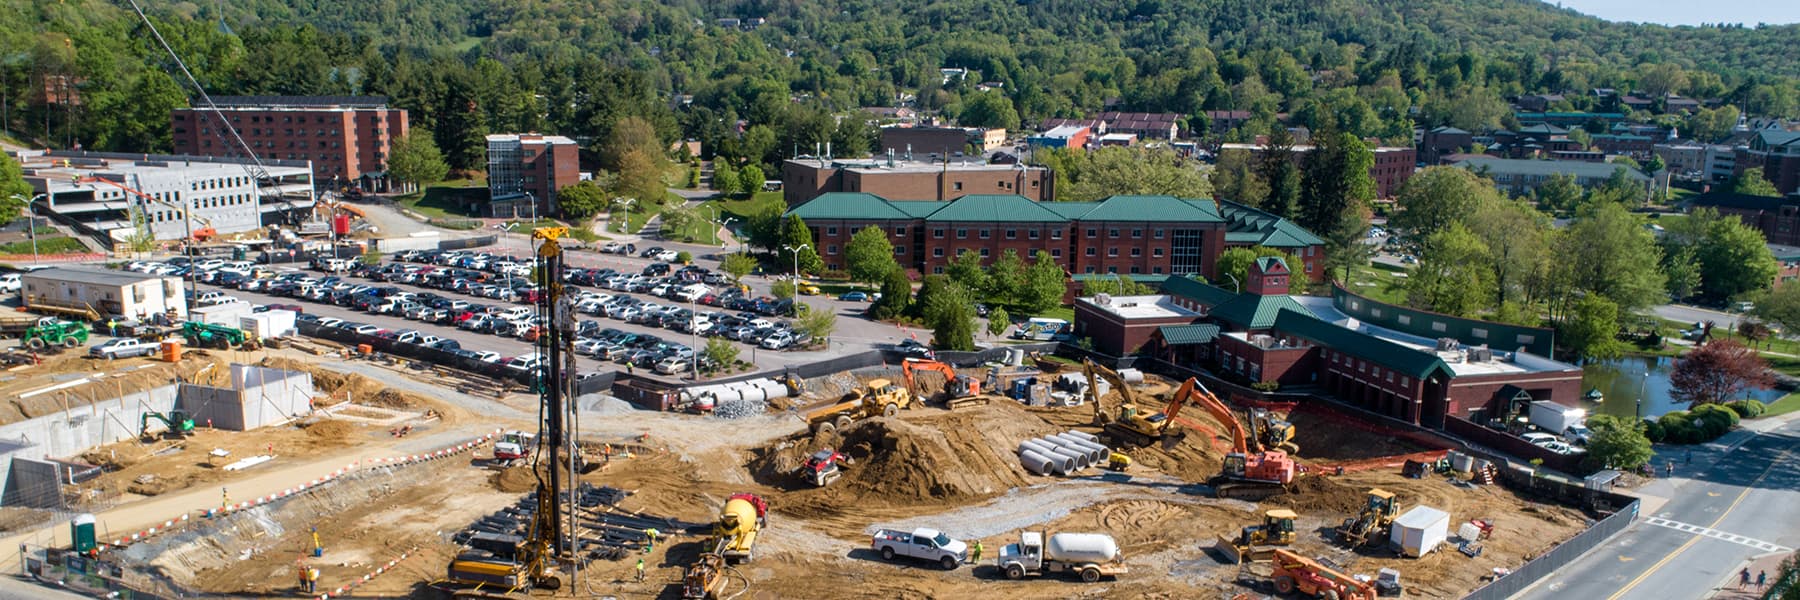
[1391, 166, 1498, 238]
[1670, 339, 1773, 407]
[987, 306, 1011, 337]
[1406, 222, 1493, 316]
[1562, 294, 1627, 361]
[387, 128, 449, 186]
[1019, 251, 1067, 313]
[844, 225, 898, 285]
[1584, 414, 1654, 471]
[720, 253, 757, 283]
[556, 180, 608, 220]
[870, 269, 913, 320]
[1730, 167, 1780, 197]
[925, 282, 978, 351]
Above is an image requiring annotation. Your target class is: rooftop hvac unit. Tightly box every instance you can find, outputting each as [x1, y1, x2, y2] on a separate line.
[1251, 334, 1274, 348]
[1469, 345, 1493, 362]
[1094, 293, 1112, 306]
[1435, 337, 1459, 351]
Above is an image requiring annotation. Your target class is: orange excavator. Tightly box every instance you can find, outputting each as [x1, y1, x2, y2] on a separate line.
[1132, 378, 1299, 500]
[73, 176, 218, 241]
[900, 358, 986, 409]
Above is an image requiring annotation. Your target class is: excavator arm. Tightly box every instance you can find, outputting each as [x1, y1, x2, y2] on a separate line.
[901, 358, 959, 398]
[1082, 359, 1138, 426]
[1156, 378, 1248, 454]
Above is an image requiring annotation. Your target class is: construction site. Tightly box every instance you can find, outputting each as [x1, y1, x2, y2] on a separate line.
[6, 228, 1613, 600]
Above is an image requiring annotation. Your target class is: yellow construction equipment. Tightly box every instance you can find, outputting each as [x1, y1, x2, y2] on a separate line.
[1105, 452, 1133, 471]
[1335, 489, 1401, 548]
[1083, 359, 1141, 428]
[804, 378, 913, 433]
[1270, 548, 1378, 600]
[1249, 408, 1300, 454]
[1214, 509, 1298, 564]
[900, 358, 988, 409]
[681, 553, 729, 599]
[712, 493, 768, 564]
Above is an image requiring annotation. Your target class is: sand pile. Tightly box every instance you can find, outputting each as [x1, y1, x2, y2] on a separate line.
[367, 388, 425, 409]
[300, 419, 357, 441]
[1261, 475, 1369, 514]
[490, 466, 538, 493]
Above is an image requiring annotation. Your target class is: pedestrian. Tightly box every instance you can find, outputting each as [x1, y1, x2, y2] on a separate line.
[107, 318, 117, 337]
[1758, 570, 1767, 590]
[634, 558, 645, 582]
[1665, 461, 1674, 477]
[970, 540, 983, 564]
[1741, 568, 1752, 590]
[1686, 449, 1693, 465]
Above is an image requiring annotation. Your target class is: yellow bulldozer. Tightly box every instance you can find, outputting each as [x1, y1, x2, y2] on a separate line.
[1214, 509, 1298, 564]
[1335, 489, 1401, 548]
[805, 378, 914, 433]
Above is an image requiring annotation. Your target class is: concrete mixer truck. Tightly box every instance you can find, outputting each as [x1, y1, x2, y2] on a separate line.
[712, 493, 768, 564]
[998, 531, 1127, 583]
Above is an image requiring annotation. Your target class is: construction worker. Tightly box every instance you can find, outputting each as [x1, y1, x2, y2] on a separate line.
[634, 558, 645, 582]
[307, 566, 320, 593]
[107, 318, 117, 337]
[970, 539, 983, 564]
[644, 528, 660, 553]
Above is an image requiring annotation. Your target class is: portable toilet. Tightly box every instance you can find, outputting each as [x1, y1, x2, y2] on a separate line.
[71, 514, 97, 553]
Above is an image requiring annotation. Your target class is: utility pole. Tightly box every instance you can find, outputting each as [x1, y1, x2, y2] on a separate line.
[782, 243, 809, 281]
[10, 194, 45, 265]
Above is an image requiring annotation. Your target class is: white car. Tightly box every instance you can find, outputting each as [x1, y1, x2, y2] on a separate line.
[470, 350, 503, 363]
[1520, 432, 1560, 447]
[197, 294, 243, 306]
[0, 273, 20, 293]
[654, 356, 691, 375]
[503, 353, 544, 372]
[653, 250, 680, 262]
[759, 331, 795, 349]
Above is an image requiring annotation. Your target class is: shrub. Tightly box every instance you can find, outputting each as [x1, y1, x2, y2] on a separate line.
[1642, 419, 1667, 443]
[1725, 399, 1767, 419]
[1251, 381, 1281, 392]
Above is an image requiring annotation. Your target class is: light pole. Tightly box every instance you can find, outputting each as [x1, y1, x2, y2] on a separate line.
[720, 217, 738, 250]
[689, 296, 700, 381]
[1224, 273, 1241, 294]
[10, 194, 45, 265]
[613, 197, 636, 233]
[782, 243, 809, 280]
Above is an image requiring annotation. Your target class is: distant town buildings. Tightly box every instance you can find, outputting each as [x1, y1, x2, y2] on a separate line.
[169, 96, 408, 192]
[877, 127, 1005, 158]
[780, 157, 1054, 206]
[1692, 191, 1800, 246]
[15, 149, 314, 244]
[1218, 143, 1417, 198]
[1736, 130, 1800, 196]
[485, 134, 580, 219]
[1451, 156, 1649, 196]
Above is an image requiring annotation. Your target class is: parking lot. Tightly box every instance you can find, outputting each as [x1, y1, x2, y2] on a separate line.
[164, 243, 923, 382]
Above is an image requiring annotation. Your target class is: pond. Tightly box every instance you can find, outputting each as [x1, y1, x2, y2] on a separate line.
[1580, 356, 1787, 419]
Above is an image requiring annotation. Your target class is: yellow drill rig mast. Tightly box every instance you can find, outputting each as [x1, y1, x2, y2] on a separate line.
[442, 226, 578, 598]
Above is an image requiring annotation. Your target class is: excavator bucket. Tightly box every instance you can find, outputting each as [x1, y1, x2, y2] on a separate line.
[1160, 429, 1187, 451]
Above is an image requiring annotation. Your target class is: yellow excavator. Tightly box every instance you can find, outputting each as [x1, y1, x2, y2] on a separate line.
[804, 378, 914, 433]
[1083, 359, 1159, 438]
[1249, 408, 1301, 454]
[1335, 489, 1401, 548]
[1215, 509, 1299, 564]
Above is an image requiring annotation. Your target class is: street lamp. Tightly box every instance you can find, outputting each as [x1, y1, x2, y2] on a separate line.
[1223, 273, 1241, 294]
[782, 243, 810, 280]
[720, 217, 738, 250]
[612, 197, 636, 233]
[9, 194, 45, 265]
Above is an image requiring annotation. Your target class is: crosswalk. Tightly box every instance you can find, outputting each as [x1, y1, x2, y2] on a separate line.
[1643, 517, 1792, 553]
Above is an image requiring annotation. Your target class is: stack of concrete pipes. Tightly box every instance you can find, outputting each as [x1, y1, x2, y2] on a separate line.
[1018, 431, 1111, 476]
[681, 378, 794, 418]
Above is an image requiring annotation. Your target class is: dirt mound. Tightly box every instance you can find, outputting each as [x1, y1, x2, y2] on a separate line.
[367, 388, 426, 409]
[490, 466, 538, 493]
[260, 356, 386, 400]
[1261, 475, 1368, 514]
[1287, 408, 1429, 463]
[300, 419, 357, 441]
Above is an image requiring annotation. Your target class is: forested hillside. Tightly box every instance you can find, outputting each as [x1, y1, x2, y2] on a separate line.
[4, 0, 1798, 171]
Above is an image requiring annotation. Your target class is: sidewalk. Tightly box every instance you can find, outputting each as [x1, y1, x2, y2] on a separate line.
[1708, 551, 1791, 599]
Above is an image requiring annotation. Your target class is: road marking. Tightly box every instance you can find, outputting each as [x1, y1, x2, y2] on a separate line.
[1642, 518, 1792, 553]
[1604, 448, 1790, 600]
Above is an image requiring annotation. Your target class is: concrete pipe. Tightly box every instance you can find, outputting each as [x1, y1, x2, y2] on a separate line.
[1117, 368, 1146, 383]
[1023, 439, 1087, 471]
[759, 379, 792, 399]
[1039, 439, 1092, 471]
[1019, 438, 1063, 458]
[1020, 449, 1071, 476]
[711, 386, 743, 404]
[1049, 433, 1109, 462]
[1063, 430, 1101, 444]
[1010, 349, 1027, 366]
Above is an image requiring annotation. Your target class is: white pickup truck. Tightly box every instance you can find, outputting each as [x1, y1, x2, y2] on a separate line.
[89, 337, 160, 359]
[870, 528, 967, 570]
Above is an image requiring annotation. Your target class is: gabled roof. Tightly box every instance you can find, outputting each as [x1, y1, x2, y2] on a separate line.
[1517, 124, 1569, 135]
[1158, 324, 1220, 345]
[1041, 202, 1101, 219]
[1254, 256, 1290, 275]
[1161, 276, 1237, 306]
[888, 200, 949, 218]
[1757, 130, 1800, 148]
[924, 194, 1068, 222]
[1217, 200, 1325, 247]
[1210, 294, 1313, 330]
[1429, 126, 1470, 135]
[1079, 195, 1222, 223]
[787, 192, 913, 220]
[1271, 311, 1452, 379]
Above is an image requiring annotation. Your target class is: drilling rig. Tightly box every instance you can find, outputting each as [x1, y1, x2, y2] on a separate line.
[441, 227, 581, 598]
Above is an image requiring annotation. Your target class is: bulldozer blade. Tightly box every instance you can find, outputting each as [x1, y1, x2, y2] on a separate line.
[1213, 535, 1246, 564]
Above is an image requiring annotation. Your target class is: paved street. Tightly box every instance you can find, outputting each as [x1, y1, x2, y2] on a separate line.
[1513, 418, 1800, 600]
[1652, 303, 1745, 332]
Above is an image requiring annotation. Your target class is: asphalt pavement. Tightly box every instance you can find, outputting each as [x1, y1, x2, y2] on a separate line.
[1512, 418, 1800, 600]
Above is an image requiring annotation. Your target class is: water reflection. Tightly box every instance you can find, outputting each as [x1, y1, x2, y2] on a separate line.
[1580, 356, 1785, 419]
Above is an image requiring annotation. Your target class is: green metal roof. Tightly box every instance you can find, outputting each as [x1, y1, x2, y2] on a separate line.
[1041, 202, 1101, 219]
[1217, 200, 1324, 247]
[1077, 195, 1223, 223]
[889, 200, 949, 218]
[924, 194, 1069, 222]
[1455, 157, 1649, 181]
[1158, 324, 1220, 345]
[1209, 294, 1313, 330]
[1270, 310, 1452, 379]
[1160, 276, 1236, 306]
[1072, 273, 1172, 286]
[1254, 256, 1289, 274]
[786, 192, 913, 220]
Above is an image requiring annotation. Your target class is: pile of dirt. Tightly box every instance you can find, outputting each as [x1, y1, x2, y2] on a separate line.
[366, 388, 426, 409]
[299, 419, 357, 441]
[489, 466, 538, 493]
[1286, 408, 1429, 463]
[1262, 475, 1377, 515]
[259, 356, 386, 400]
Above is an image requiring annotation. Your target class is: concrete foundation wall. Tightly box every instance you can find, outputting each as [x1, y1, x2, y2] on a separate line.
[3, 457, 64, 508]
[178, 383, 244, 430]
[231, 364, 315, 429]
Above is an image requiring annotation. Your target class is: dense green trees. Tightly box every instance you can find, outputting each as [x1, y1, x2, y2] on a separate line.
[844, 225, 898, 285]
[0, 153, 34, 225]
[387, 129, 449, 186]
[556, 181, 608, 220]
[1392, 167, 1500, 239]
[1033, 147, 1211, 202]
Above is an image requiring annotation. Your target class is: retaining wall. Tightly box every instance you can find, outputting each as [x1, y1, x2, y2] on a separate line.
[0, 384, 182, 506]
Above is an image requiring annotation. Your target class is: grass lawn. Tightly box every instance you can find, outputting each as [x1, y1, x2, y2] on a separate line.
[1034, 306, 1075, 322]
[1346, 264, 1409, 304]
[1764, 393, 1800, 417]
[397, 181, 489, 220]
[0, 237, 87, 254]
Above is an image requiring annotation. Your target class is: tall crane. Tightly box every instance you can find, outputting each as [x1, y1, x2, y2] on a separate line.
[442, 227, 579, 597]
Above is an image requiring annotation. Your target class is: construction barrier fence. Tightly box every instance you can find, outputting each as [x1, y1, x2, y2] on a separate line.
[1457, 498, 1639, 600]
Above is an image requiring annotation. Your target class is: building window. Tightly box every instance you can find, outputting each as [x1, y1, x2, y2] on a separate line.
[933, 248, 945, 257]
[957, 229, 968, 239]
[894, 246, 906, 255]
[979, 229, 991, 239]
[1152, 248, 1163, 257]
[934, 228, 945, 239]
[1386, 372, 1395, 383]
[1086, 247, 1096, 256]
[1132, 229, 1143, 239]
[1108, 248, 1119, 257]
[1109, 228, 1120, 238]
[1130, 248, 1142, 257]
[1432, 321, 1448, 332]
[826, 245, 837, 255]
[1371, 309, 1382, 318]
[1086, 228, 1097, 238]
[1051, 249, 1062, 258]
[1154, 229, 1165, 239]
[1472, 328, 1488, 339]
[1130, 266, 1142, 274]
[954, 182, 964, 191]
[1085, 266, 1096, 273]
[1152, 267, 1163, 274]
[826, 227, 838, 236]
[1028, 229, 1040, 240]
[933, 266, 945, 274]
[980, 248, 990, 257]
[1401, 377, 1410, 386]
[1398, 315, 1411, 326]
[1107, 266, 1118, 273]
[894, 227, 907, 236]
[1005, 229, 1017, 239]
[1517, 334, 1536, 345]
[1051, 229, 1062, 240]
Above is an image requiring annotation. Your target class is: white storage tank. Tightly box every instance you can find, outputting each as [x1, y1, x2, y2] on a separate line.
[1045, 533, 1121, 563]
[1389, 506, 1451, 558]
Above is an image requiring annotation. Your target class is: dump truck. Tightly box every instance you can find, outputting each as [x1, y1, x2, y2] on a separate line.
[21, 320, 89, 350]
[998, 531, 1126, 583]
[803, 379, 913, 433]
[712, 493, 767, 564]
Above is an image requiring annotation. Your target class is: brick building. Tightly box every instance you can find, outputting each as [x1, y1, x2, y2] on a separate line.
[1073, 260, 1583, 428]
[878, 127, 994, 157]
[1072, 295, 1204, 356]
[1094, 112, 1182, 141]
[1419, 126, 1473, 165]
[486, 134, 580, 218]
[1218, 143, 1417, 198]
[1734, 130, 1800, 196]
[1691, 191, 1800, 246]
[781, 158, 1053, 206]
[170, 96, 408, 192]
[785, 192, 1324, 280]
